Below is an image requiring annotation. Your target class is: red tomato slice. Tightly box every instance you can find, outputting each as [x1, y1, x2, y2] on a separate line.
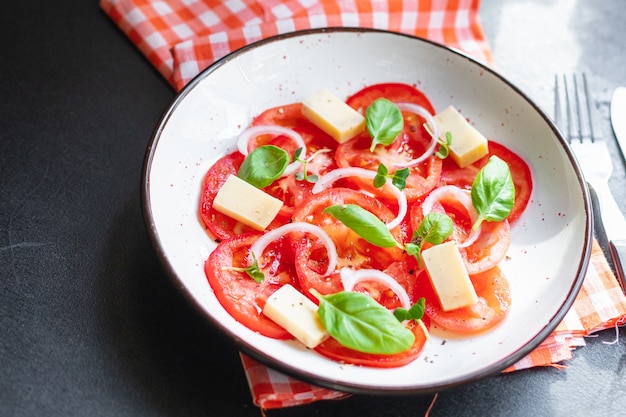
[314, 317, 429, 368]
[335, 135, 442, 201]
[461, 220, 511, 275]
[439, 141, 532, 223]
[350, 261, 420, 310]
[198, 152, 291, 241]
[247, 103, 340, 210]
[205, 232, 298, 339]
[336, 83, 442, 201]
[291, 188, 406, 299]
[415, 266, 511, 334]
[251, 102, 338, 151]
[409, 190, 511, 274]
[199, 152, 250, 241]
[346, 82, 436, 114]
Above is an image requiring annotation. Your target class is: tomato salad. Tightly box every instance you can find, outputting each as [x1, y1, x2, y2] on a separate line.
[199, 83, 532, 368]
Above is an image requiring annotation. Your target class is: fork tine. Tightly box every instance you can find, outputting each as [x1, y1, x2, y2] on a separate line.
[555, 73, 599, 144]
[572, 74, 583, 142]
[564, 74, 577, 142]
[580, 72, 601, 143]
[554, 74, 563, 133]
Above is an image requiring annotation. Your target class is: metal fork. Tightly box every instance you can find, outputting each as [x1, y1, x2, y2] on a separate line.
[554, 73, 626, 290]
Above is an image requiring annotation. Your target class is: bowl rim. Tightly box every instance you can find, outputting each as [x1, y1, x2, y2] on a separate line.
[141, 27, 592, 394]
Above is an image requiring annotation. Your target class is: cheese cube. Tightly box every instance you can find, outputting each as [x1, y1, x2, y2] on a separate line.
[422, 241, 478, 311]
[263, 284, 329, 349]
[212, 174, 283, 231]
[434, 105, 489, 168]
[302, 89, 365, 143]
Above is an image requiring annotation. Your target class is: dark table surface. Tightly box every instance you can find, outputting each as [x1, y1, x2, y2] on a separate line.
[2, 1, 626, 416]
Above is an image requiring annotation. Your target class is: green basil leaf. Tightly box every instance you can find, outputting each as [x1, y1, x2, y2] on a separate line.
[408, 212, 453, 263]
[393, 298, 426, 322]
[417, 212, 454, 245]
[221, 254, 264, 283]
[404, 242, 420, 257]
[245, 262, 265, 283]
[373, 163, 388, 188]
[391, 167, 410, 191]
[323, 204, 399, 248]
[471, 155, 515, 229]
[435, 131, 452, 159]
[374, 164, 409, 191]
[316, 291, 415, 354]
[237, 145, 289, 188]
[366, 98, 403, 152]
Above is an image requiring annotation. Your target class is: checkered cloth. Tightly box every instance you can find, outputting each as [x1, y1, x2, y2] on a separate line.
[100, 0, 493, 91]
[101, 0, 626, 410]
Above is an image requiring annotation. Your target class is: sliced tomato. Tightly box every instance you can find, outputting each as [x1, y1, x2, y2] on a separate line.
[409, 188, 475, 244]
[205, 232, 298, 339]
[245, 103, 340, 209]
[349, 260, 420, 310]
[335, 135, 442, 201]
[346, 82, 436, 114]
[461, 220, 511, 275]
[415, 266, 511, 334]
[314, 317, 429, 368]
[409, 189, 511, 274]
[291, 188, 407, 299]
[199, 152, 250, 241]
[251, 102, 338, 151]
[336, 83, 442, 201]
[198, 152, 291, 240]
[439, 141, 532, 223]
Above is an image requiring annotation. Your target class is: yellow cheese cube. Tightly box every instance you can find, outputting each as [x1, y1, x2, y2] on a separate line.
[422, 241, 478, 311]
[301, 89, 365, 143]
[263, 284, 329, 349]
[434, 105, 489, 168]
[212, 174, 283, 231]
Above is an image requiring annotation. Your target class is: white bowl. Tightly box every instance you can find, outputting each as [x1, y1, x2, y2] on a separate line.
[142, 28, 592, 394]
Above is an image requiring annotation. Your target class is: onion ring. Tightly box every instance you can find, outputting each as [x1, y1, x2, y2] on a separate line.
[312, 167, 407, 229]
[248, 222, 337, 276]
[421, 185, 482, 248]
[236, 125, 306, 176]
[393, 102, 439, 168]
[340, 267, 412, 310]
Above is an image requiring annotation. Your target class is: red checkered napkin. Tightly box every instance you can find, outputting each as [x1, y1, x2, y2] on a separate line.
[240, 240, 626, 409]
[100, 0, 493, 91]
[101, 0, 626, 410]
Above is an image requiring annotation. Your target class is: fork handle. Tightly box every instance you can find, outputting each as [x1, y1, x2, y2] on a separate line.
[593, 181, 626, 240]
[609, 240, 626, 293]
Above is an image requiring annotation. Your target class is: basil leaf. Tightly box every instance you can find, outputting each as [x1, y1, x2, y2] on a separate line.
[221, 253, 264, 283]
[393, 298, 426, 322]
[408, 212, 453, 262]
[391, 167, 410, 191]
[436, 131, 452, 159]
[471, 155, 515, 229]
[417, 212, 454, 245]
[316, 291, 415, 354]
[366, 98, 403, 152]
[237, 145, 289, 188]
[323, 204, 400, 248]
[373, 164, 388, 188]
[373, 164, 409, 191]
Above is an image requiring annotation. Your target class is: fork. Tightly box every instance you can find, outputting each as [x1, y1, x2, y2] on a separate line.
[554, 73, 626, 290]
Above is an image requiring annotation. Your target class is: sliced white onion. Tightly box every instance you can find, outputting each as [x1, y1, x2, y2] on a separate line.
[340, 267, 411, 310]
[393, 102, 439, 168]
[248, 222, 337, 276]
[421, 185, 481, 248]
[236, 125, 306, 176]
[311, 167, 407, 229]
